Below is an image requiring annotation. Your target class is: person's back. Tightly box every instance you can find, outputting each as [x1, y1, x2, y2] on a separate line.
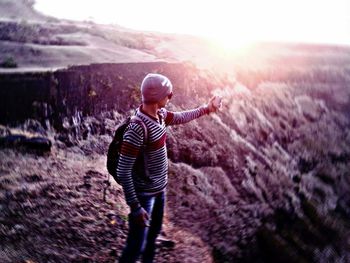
[118, 73, 221, 263]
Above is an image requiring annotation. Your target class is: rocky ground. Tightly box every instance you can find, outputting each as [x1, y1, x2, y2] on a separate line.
[1, 61, 350, 262]
[0, 131, 213, 263]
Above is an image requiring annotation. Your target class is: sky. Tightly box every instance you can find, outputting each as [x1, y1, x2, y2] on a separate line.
[34, 0, 350, 48]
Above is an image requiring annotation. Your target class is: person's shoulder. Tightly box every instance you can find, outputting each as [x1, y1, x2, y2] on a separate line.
[125, 119, 144, 135]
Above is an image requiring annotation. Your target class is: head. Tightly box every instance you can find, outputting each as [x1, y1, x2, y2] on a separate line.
[141, 73, 173, 108]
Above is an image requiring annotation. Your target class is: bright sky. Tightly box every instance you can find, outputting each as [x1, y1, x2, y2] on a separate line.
[35, 0, 350, 48]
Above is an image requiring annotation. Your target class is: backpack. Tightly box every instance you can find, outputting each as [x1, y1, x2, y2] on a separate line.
[106, 115, 148, 184]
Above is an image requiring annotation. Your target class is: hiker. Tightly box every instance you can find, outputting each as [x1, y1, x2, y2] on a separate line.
[118, 73, 221, 263]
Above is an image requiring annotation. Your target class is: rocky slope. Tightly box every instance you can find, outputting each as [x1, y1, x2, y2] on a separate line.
[1, 43, 350, 262]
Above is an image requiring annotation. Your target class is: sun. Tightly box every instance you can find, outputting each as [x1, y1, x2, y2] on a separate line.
[208, 34, 256, 53]
[172, 1, 261, 53]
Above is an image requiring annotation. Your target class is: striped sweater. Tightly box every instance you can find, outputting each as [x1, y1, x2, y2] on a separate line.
[117, 105, 210, 207]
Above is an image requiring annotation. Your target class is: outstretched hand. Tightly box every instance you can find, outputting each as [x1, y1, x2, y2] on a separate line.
[207, 96, 222, 113]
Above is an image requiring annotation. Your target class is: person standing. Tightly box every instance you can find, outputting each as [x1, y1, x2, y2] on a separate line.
[118, 73, 221, 262]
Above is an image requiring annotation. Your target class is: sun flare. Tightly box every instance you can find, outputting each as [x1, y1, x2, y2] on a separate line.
[35, 0, 350, 47]
[208, 35, 256, 53]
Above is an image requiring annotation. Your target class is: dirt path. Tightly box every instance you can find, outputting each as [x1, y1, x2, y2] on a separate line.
[0, 146, 213, 263]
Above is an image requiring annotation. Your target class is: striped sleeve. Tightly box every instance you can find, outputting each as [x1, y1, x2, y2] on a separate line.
[163, 105, 210, 126]
[117, 122, 144, 207]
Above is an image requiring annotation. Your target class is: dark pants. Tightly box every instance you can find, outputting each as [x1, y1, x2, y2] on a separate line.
[119, 191, 165, 263]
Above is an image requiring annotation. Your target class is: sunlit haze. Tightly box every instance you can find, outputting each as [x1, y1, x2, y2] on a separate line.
[35, 0, 350, 49]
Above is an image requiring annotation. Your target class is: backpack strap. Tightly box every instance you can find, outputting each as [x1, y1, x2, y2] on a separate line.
[130, 115, 148, 145]
[129, 115, 150, 179]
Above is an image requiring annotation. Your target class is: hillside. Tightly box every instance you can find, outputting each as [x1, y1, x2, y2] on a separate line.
[0, 0, 222, 72]
[1, 51, 350, 262]
[1, 1, 350, 263]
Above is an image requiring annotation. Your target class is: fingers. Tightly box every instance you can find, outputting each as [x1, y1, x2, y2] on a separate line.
[141, 215, 150, 227]
[143, 220, 150, 227]
[143, 210, 150, 227]
[135, 215, 149, 227]
[207, 97, 215, 113]
[131, 207, 150, 227]
[144, 211, 149, 220]
[212, 95, 222, 111]
[135, 209, 150, 227]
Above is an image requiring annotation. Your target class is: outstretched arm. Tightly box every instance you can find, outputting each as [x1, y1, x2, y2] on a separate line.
[163, 96, 221, 126]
